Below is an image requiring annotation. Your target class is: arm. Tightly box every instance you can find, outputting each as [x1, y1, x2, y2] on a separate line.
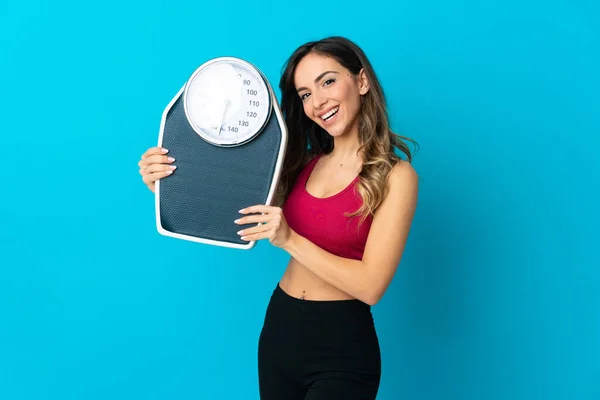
[281, 161, 419, 305]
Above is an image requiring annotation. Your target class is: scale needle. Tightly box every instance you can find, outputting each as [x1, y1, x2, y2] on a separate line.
[216, 99, 231, 136]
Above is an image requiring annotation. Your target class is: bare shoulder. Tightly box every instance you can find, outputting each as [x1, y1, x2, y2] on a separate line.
[372, 160, 418, 217]
[387, 160, 419, 192]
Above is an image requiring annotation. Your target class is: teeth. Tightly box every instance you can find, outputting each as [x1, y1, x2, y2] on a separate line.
[321, 107, 339, 120]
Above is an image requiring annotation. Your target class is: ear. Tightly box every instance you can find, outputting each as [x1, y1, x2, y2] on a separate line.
[358, 68, 370, 95]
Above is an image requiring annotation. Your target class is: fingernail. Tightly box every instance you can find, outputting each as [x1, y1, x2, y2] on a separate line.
[239, 209, 245, 213]
[168, 157, 175, 162]
[234, 219, 240, 224]
[241, 236, 248, 241]
[166, 170, 173, 175]
[237, 230, 243, 235]
[169, 165, 177, 170]
[161, 148, 169, 153]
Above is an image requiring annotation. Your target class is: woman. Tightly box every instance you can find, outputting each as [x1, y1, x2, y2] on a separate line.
[138, 36, 418, 400]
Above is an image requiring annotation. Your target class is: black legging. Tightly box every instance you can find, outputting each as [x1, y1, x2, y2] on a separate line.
[258, 284, 381, 400]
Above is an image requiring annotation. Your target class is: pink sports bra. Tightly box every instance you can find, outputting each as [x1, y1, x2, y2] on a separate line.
[282, 154, 373, 260]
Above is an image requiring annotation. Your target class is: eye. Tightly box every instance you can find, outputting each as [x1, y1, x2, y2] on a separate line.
[300, 92, 311, 101]
[323, 78, 336, 87]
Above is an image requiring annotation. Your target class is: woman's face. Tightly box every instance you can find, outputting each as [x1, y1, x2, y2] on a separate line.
[294, 53, 369, 138]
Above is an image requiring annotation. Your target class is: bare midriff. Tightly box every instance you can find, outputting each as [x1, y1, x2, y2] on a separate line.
[278, 257, 356, 301]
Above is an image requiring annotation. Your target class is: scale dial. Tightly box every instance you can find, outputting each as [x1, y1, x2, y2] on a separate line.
[183, 57, 272, 147]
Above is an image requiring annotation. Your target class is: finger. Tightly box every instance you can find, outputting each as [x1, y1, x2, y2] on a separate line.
[141, 166, 176, 179]
[141, 163, 177, 175]
[234, 214, 273, 225]
[237, 224, 271, 237]
[139, 154, 175, 168]
[240, 232, 269, 242]
[143, 170, 172, 186]
[142, 170, 174, 185]
[239, 205, 278, 215]
[140, 169, 174, 179]
[142, 147, 168, 159]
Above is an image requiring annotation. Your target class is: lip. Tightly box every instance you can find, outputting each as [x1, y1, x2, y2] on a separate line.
[317, 106, 340, 119]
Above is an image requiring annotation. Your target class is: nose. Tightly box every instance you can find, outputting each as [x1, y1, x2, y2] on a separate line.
[311, 90, 327, 110]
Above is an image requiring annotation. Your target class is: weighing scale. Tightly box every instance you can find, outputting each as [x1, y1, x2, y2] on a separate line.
[155, 57, 288, 250]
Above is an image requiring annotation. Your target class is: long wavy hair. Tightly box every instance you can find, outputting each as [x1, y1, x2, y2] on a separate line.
[274, 36, 418, 223]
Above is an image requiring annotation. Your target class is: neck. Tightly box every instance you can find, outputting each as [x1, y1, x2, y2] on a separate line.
[330, 119, 361, 161]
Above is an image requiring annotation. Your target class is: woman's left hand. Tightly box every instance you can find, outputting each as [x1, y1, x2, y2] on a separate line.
[235, 205, 292, 248]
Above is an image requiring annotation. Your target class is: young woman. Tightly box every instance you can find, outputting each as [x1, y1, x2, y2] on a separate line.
[138, 36, 419, 400]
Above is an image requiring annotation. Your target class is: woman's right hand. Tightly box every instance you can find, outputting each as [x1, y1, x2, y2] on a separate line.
[138, 147, 177, 193]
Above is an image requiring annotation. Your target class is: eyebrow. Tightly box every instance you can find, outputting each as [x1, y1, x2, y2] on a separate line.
[296, 71, 339, 92]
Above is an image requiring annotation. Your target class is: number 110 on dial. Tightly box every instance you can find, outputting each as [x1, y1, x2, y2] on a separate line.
[183, 57, 272, 147]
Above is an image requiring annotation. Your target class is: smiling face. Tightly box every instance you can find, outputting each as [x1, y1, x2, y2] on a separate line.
[294, 53, 370, 138]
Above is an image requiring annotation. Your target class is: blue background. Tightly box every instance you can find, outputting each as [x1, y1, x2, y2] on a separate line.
[1, 0, 599, 399]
